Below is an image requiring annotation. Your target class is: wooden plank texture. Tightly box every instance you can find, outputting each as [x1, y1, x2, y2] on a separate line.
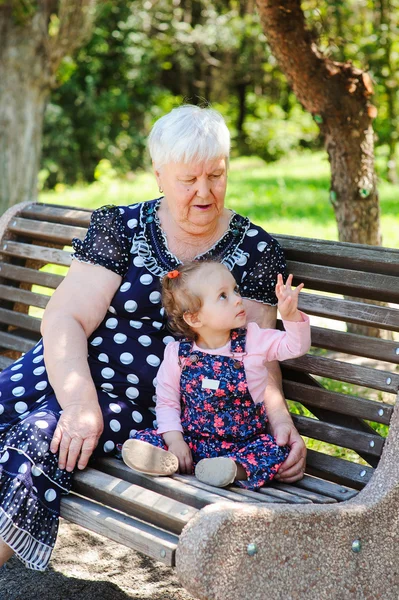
[95, 457, 235, 509]
[276, 234, 399, 275]
[8, 217, 87, 245]
[0, 262, 64, 289]
[0, 307, 42, 332]
[305, 449, 374, 490]
[0, 331, 36, 353]
[283, 380, 393, 425]
[283, 354, 399, 393]
[298, 293, 399, 332]
[72, 468, 198, 535]
[287, 260, 399, 303]
[1, 240, 72, 266]
[60, 495, 177, 566]
[292, 415, 385, 457]
[309, 325, 399, 364]
[0, 283, 50, 309]
[21, 203, 92, 227]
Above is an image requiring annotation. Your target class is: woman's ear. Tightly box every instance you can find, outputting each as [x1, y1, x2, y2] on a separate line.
[183, 311, 202, 330]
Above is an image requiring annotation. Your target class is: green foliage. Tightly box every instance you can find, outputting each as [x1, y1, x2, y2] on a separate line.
[42, 0, 320, 187]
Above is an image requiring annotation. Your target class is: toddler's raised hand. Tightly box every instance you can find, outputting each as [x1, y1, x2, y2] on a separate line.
[275, 274, 304, 321]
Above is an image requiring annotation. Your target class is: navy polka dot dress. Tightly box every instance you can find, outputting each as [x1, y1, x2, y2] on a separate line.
[0, 198, 286, 570]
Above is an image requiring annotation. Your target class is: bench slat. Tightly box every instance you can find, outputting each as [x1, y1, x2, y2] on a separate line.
[21, 203, 92, 227]
[283, 354, 399, 393]
[0, 263, 64, 289]
[60, 495, 178, 566]
[293, 415, 384, 457]
[0, 283, 50, 309]
[0, 331, 37, 353]
[309, 326, 399, 364]
[286, 261, 399, 302]
[1, 240, 72, 267]
[305, 449, 374, 489]
[73, 467, 198, 535]
[171, 473, 269, 503]
[96, 457, 236, 509]
[231, 486, 311, 504]
[283, 380, 393, 425]
[298, 293, 399, 332]
[0, 307, 42, 333]
[0, 355, 14, 370]
[270, 480, 350, 503]
[9, 217, 87, 245]
[276, 234, 399, 276]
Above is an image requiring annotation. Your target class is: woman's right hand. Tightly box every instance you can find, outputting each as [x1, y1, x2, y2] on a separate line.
[50, 402, 104, 472]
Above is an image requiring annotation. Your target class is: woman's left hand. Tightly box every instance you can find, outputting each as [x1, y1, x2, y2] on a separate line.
[272, 420, 307, 482]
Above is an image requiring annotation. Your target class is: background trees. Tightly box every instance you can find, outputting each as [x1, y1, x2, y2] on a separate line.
[0, 1, 96, 213]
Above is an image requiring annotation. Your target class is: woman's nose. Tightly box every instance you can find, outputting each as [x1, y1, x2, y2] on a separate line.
[196, 177, 211, 199]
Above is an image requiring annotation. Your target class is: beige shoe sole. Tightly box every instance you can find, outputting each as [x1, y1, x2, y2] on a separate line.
[122, 439, 178, 476]
[195, 457, 237, 487]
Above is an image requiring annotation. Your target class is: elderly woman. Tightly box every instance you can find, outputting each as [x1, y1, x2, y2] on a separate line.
[0, 105, 306, 570]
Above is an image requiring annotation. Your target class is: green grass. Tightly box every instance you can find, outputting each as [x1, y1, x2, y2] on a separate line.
[40, 151, 399, 248]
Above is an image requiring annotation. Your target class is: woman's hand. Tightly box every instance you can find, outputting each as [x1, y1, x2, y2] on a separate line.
[50, 402, 104, 472]
[275, 273, 304, 321]
[271, 420, 307, 483]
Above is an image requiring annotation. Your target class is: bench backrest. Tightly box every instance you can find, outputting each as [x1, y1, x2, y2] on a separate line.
[1, 202, 398, 492]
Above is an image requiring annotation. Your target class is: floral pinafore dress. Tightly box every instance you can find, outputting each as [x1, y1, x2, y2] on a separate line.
[134, 328, 289, 490]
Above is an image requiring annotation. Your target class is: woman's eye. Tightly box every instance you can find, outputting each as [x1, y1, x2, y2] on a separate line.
[182, 179, 195, 185]
[219, 292, 227, 300]
[234, 286, 240, 295]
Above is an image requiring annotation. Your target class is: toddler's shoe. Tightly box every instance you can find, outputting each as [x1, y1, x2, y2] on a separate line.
[122, 439, 178, 476]
[195, 457, 237, 487]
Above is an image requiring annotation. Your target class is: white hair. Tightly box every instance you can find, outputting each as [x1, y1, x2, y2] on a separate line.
[148, 105, 230, 169]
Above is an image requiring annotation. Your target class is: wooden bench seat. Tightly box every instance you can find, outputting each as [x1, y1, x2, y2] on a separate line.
[0, 201, 398, 598]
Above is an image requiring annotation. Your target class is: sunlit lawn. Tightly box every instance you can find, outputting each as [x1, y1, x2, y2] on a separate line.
[40, 151, 399, 248]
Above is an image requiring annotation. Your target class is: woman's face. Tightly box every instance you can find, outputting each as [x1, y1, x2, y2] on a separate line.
[155, 157, 227, 232]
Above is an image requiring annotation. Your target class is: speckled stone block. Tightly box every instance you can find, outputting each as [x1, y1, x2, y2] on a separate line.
[176, 394, 399, 600]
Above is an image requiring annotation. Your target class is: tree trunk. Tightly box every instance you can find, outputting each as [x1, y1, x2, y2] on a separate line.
[0, 1, 96, 213]
[255, 0, 381, 246]
[0, 11, 51, 211]
[256, 0, 389, 338]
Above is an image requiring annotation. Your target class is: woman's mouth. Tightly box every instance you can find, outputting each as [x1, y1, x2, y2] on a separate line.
[236, 310, 246, 319]
[195, 204, 212, 210]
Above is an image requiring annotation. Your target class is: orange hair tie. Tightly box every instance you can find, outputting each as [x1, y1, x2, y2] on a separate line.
[167, 270, 180, 279]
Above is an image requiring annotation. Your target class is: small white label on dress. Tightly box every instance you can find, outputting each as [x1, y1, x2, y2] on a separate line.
[202, 378, 220, 390]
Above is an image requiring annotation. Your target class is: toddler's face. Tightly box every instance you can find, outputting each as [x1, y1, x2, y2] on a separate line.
[193, 264, 246, 334]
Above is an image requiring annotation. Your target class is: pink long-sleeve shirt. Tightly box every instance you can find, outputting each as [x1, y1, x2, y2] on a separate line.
[155, 313, 311, 434]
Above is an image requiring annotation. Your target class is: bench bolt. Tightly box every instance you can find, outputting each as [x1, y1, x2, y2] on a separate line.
[247, 543, 258, 556]
[360, 470, 366, 477]
[351, 540, 361, 553]
[386, 377, 392, 385]
[395, 348, 399, 355]
[160, 549, 166, 558]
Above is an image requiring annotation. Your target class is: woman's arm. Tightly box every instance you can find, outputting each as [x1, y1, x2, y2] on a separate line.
[243, 299, 307, 482]
[41, 260, 122, 472]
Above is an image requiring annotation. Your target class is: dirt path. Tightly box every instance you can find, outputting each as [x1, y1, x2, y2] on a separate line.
[0, 521, 196, 600]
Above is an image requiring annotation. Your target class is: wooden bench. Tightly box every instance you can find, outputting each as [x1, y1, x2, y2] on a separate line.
[0, 201, 398, 599]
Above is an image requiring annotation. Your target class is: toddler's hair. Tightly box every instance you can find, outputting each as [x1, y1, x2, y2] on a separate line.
[161, 260, 218, 340]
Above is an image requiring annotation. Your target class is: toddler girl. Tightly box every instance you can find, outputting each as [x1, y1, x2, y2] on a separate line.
[122, 260, 311, 490]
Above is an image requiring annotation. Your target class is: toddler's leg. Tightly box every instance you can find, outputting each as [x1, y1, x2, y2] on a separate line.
[122, 432, 178, 476]
[232, 434, 290, 490]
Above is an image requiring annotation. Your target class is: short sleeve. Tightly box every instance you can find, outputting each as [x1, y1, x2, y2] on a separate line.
[239, 235, 287, 306]
[71, 205, 132, 276]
